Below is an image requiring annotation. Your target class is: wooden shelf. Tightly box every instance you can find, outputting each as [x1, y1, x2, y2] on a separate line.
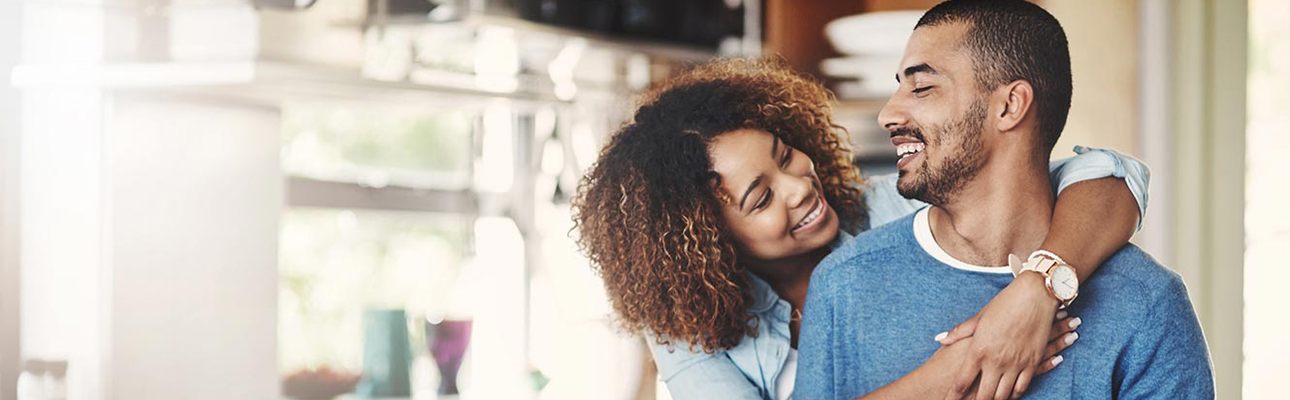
[9, 61, 574, 108]
[335, 13, 724, 63]
[462, 14, 722, 62]
[762, 0, 943, 81]
[835, 98, 890, 113]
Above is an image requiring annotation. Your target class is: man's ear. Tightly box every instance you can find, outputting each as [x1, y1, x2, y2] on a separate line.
[994, 80, 1034, 133]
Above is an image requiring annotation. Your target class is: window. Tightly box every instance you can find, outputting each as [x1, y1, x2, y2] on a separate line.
[281, 102, 473, 190]
[278, 101, 491, 397]
[1244, 0, 1290, 396]
[278, 207, 470, 371]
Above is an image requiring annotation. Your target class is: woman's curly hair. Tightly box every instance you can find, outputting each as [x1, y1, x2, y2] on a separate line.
[570, 58, 866, 353]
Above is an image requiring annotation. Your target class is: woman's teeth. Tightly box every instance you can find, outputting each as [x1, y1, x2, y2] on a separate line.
[896, 142, 925, 159]
[794, 199, 823, 230]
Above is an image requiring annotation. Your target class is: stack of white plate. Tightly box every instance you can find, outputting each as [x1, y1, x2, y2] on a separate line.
[822, 11, 922, 99]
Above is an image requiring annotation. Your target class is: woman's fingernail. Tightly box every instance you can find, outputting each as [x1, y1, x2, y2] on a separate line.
[934, 332, 948, 342]
[1056, 310, 1068, 320]
[1069, 317, 1082, 328]
[1051, 355, 1064, 366]
[1065, 332, 1079, 345]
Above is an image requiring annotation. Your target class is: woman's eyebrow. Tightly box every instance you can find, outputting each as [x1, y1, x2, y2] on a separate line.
[770, 135, 779, 160]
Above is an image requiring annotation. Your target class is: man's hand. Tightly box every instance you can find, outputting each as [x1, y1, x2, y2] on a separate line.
[936, 255, 1074, 400]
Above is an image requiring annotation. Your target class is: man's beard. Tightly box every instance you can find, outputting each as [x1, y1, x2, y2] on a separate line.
[896, 101, 988, 206]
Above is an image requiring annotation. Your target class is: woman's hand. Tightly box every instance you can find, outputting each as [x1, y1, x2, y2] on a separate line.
[934, 315, 1081, 400]
[935, 256, 1076, 400]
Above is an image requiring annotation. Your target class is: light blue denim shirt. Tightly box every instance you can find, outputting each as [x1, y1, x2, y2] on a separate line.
[647, 146, 1150, 400]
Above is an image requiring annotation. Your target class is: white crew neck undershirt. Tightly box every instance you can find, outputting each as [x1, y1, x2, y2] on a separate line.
[912, 207, 1014, 274]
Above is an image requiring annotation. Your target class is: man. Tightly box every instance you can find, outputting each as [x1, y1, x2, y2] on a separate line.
[794, 1, 1214, 399]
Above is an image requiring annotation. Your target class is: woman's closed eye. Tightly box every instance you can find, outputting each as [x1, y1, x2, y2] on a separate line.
[753, 189, 772, 211]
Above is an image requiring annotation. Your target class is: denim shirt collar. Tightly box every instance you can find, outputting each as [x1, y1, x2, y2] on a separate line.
[746, 228, 856, 313]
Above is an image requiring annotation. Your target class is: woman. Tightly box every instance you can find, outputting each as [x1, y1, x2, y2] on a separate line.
[571, 58, 1148, 400]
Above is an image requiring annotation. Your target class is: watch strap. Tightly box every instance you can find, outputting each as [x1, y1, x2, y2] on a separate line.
[1024, 250, 1079, 309]
[1029, 250, 1068, 266]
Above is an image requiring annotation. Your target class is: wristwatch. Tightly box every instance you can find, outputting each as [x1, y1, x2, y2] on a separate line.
[1021, 250, 1079, 309]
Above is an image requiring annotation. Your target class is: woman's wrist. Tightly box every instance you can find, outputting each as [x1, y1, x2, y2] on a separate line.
[1012, 271, 1060, 309]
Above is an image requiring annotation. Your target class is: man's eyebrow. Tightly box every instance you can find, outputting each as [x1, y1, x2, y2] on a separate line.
[896, 63, 937, 83]
[770, 135, 779, 160]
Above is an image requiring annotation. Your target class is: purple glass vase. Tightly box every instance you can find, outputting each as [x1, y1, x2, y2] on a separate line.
[424, 319, 472, 395]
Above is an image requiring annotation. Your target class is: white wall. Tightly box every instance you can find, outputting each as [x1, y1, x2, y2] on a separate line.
[15, 1, 283, 398]
[19, 88, 111, 399]
[18, 92, 286, 400]
[1041, 0, 1142, 158]
[15, 8, 113, 398]
[1170, 1, 1247, 397]
[0, 1, 24, 399]
[104, 94, 281, 400]
[104, 95, 281, 400]
[19, 91, 283, 400]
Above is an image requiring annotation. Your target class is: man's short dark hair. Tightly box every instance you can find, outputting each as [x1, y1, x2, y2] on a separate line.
[916, 0, 1072, 154]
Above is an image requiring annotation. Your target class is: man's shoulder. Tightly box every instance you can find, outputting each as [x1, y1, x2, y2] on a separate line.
[1090, 244, 1191, 306]
[812, 212, 919, 292]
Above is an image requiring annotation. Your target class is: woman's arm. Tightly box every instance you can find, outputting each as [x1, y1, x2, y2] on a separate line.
[861, 146, 1148, 232]
[934, 148, 1150, 400]
[1040, 176, 1139, 281]
[646, 338, 764, 400]
[854, 316, 1080, 400]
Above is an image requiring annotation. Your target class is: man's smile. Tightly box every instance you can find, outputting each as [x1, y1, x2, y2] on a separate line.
[892, 134, 926, 169]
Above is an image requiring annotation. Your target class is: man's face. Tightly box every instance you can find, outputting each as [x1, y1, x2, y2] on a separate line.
[878, 22, 990, 206]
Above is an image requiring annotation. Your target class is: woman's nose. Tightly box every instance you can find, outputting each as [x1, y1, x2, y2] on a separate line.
[783, 174, 814, 209]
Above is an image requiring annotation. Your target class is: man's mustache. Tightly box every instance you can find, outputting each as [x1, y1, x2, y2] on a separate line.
[890, 127, 925, 142]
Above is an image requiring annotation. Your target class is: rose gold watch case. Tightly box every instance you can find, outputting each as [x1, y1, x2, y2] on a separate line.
[1041, 262, 1079, 309]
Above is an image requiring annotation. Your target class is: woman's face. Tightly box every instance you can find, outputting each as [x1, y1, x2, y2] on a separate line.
[708, 129, 840, 262]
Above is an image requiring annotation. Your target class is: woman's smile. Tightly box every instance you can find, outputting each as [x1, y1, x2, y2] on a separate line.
[791, 193, 834, 239]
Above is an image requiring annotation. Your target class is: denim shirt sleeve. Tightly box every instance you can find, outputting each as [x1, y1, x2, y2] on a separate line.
[862, 174, 926, 230]
[1048, 146, 1151, 230]
[646, 337, 763, 400]
[863, 145, 1151, 230]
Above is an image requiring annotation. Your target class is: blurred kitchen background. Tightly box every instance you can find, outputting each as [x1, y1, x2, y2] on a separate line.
[0, 0, 1283, 399]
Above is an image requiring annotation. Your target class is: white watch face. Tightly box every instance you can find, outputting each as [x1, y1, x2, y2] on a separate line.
[1049, 265, 1079, 301]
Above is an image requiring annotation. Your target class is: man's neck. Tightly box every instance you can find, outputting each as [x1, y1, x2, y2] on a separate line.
[929, 155, 1055, 266]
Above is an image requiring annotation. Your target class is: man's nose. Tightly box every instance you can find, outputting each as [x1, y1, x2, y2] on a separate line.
[878, 96, 909, 132]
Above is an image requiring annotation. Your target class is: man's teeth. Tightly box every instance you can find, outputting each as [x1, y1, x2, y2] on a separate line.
[896, 142, 926, 158]
[795, 200, 823, 230]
